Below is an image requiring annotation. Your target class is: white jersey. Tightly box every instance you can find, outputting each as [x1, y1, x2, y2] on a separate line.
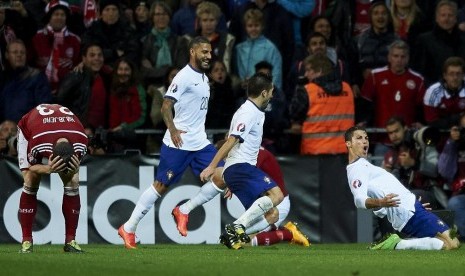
[162, 64, 211, 151]
[346, 157, 416, 231]
[224, 100, 265, 170]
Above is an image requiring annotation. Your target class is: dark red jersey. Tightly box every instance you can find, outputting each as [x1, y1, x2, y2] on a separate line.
[18, 104, 88, 167]
[256, 147, 288, 197]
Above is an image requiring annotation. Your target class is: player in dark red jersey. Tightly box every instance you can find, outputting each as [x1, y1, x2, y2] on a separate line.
[16, 104, 88, 253]
[245, 146, 309, 247]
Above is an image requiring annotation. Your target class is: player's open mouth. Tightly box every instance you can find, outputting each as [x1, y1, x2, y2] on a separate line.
[363, 146, 368, 154]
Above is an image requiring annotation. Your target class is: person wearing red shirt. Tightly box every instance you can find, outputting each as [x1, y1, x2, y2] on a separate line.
[16, 104, 88, 253]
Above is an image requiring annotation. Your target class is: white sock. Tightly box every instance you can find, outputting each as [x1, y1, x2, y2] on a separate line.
[179, 181, 222, 214]
[245, 215, 271, 234]
[395, 237, 444, 250]
[251, 236, 258, 246]
[124, 185, 161, 233]
[234, 196, 273, 228]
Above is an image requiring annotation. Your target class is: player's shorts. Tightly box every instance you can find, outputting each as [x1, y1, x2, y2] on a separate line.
[223, 163, 277, 209]
[156, 143, 224, 186]
[17, 128, 31, 170]
[401, 201, 450, 238]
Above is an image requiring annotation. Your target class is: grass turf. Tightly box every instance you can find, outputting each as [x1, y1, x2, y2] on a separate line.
[1, 243, 464, 275]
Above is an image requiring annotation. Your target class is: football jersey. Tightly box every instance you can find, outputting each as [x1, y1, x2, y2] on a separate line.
[225, 100, 265, 169]
[162, 64, 210, 151]
[17, 104, 88, 168]
[346, 157, 416, 231]
[361, 66, 425, 127]
[423, 82, 465, 123]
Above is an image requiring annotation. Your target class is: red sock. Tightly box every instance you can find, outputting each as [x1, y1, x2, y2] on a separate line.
[254, 229, 293, 246]
[62, 194, 81, 243]
[19, 191, 37, 242]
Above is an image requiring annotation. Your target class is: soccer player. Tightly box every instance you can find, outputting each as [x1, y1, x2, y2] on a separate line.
[118, 36, 226, 249]
[344, 126, 460, 250]
[200, 73, 284, 250]
[17, 104, 88, 253]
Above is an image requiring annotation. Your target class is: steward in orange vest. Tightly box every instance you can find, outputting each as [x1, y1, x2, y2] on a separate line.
[290, 54, 355, 155]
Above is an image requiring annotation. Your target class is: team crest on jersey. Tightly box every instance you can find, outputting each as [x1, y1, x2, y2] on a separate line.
[167, 170, 174, 180]
[169, 83, 178, 93]
[406, 80, 416, 89]
[352, 179, 362, 189]
[263, 176, 271, 184]
[65, 47, 74, 58]
[236, 123, 245, 132]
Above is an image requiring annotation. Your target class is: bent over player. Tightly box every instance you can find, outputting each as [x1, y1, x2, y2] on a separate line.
[17, 104, 88, 253]
[345, 126, 460, 250]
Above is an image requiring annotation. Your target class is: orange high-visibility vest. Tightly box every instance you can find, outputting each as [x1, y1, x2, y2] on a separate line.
[301, 81, 354, 155]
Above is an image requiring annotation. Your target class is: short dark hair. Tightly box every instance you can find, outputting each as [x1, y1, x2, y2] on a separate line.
[81, 42, 102, 57]
[188, 36, 210, 50]
[53, 141, 74, 166]
[385, 116, 406, 128]
[443, 56, 465, 74]
[303, 53, 333, 76]
[255, 60, 273, 73]
[246, 72, 273, 98]
[344, 126, 367, 142]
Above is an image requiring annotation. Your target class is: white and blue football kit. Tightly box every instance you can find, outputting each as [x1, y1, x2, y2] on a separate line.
[347, 157, 449, 238]
[223, 100, 277, 209]
[157, 64, 223, 186]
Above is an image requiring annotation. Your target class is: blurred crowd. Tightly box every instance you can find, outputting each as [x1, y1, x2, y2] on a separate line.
[1, 0, 465, 237]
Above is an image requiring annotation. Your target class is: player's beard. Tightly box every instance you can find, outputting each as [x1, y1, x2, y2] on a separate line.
[196, 57, 210, 72]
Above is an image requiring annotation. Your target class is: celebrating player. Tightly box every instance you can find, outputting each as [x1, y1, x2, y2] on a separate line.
[118, 36, 226, 249]
[17, 104, 88, 253]
[345, 126, 460, 250]
[200, 72, 284, 250]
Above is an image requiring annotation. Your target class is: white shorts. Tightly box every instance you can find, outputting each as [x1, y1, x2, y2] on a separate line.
[16, 128, 31, 170]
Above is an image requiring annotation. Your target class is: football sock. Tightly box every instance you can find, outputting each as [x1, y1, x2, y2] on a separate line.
[251, 229, 293, 246]
[63, 187, 81, 243]
[245, 215, 271, 234]
[179, 181, 221, 214]
[124, 185, 161, 233]
[19, 187, 38, 242]
[395, 237, 444, 250]
[234, 196, 273, 228]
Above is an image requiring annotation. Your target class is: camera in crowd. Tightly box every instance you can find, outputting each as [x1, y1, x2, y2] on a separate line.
[88, 127, 137, 153]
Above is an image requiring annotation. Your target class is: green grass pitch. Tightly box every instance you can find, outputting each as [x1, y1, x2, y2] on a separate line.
[1, 243, 465, 275]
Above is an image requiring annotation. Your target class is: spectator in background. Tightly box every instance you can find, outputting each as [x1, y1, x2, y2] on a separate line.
[171, 0, 227, 36]
[276, 0, 315, 47]
[289, 54, 354, 155]
[390, 0, 429, 46]
[383, 116, 439, 208]
[81, 0, 140, 68]
[423, 56, 465, 129]
[108, 58, 147, 153]
[140, 1, 188, 88]
[411, 0, 465, 87]
[131, 0, 152, 40]
[438, 112, 465, 241]
[254, 61, 289, 153]
[0, 119, 17, 157]
[56, 43, 112, 134]
[31, 1, 81, 95]
[234, 9, 282, 90]
[349, 1, 398, 88]
[183, 1, 235, 73]
[229, 0, 294, 80]
[458, 3, 465, 32]
[360, 40, 425, 159]
[0, 39, 52, 123]
[1, 0, 37, 44]
[205, 59, 236, 131]
[307, 15, 340, 59]
[0, 7, 16, 71]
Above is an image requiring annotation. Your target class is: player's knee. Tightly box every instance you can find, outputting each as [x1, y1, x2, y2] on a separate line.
[264, 208, 279, 225]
